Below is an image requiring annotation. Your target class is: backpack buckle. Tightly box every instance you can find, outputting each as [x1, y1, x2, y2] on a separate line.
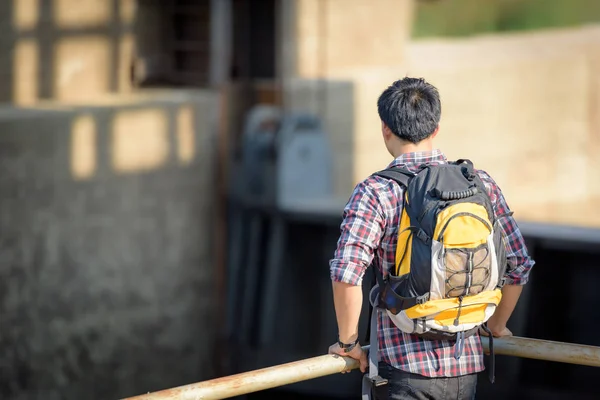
[416, 292, 430, 305]
[416, 229, 430, 244]
[371, 375, 388, 387]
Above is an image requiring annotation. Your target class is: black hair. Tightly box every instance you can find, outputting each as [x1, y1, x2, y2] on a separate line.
[376, 77, 441, 144]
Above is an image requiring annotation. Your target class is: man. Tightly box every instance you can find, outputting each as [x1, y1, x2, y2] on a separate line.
[328, 77, 535, 399]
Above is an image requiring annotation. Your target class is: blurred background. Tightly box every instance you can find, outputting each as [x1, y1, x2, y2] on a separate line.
[0, 0, 599, 399]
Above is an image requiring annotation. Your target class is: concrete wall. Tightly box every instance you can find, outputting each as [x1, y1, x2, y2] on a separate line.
[0, 90, 220, 400]
[405, 25, 600, 228]
[0, 1, 224, 399]
[282, 22, 600, 229]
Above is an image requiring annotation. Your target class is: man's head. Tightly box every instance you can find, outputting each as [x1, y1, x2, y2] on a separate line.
[377, 77, 441, 155]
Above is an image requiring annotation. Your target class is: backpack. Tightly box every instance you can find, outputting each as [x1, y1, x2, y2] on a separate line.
[362, 160, 507, 399]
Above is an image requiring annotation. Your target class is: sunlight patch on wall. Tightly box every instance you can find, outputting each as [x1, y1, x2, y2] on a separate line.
[54, 0, 111, 28]
[13, 39, 39, 105]
[119, 0, 137, 26]
[54, 36, 110, 102]
[70, 114, 97, 180]
[176, 105, 196, 165]
[111, 108, 169, 173]
[13, 0, 39, 30]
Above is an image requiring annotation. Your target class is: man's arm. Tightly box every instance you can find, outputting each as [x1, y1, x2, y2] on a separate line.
[328, 181, 385, 368]
[332, 282, 364, 344]
[488, 285, 523, 336]
[480, 172, 536, 336]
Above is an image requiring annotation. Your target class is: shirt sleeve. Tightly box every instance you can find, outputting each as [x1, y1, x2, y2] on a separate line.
[329, 179, 386, 286]
[478, 171, 535, 285]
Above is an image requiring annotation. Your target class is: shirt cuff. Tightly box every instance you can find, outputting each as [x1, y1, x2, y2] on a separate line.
[503, 262, 534, 286]
[329, 260, 365, 286]
[503, 275, 529, 286]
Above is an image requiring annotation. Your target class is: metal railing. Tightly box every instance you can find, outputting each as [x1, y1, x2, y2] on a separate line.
[123, 336, 600, 400]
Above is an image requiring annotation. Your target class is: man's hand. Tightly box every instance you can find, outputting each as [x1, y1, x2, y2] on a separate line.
[479, 320, 513, 338]
[328, 342, 368, 373]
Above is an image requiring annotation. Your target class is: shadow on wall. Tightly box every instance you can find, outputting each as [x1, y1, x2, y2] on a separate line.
[68, 100, 201, 179]
[2, 0, 149, 106]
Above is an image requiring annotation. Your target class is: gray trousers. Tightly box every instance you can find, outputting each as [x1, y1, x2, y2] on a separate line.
[378, 362, 478, 400]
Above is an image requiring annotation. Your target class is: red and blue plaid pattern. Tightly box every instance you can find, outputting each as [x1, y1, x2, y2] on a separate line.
[330, 149, 535, 377]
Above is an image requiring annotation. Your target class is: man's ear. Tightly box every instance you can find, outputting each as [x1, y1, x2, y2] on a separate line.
[430, 125, 440, 139]
[381, 121, 393, 140]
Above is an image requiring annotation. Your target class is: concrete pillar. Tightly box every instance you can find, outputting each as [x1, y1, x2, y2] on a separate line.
[278, 0, 414, 80]
[278, 0, 415, 198]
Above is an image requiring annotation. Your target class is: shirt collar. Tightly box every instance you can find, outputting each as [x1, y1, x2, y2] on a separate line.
[387, 149, 447, 169]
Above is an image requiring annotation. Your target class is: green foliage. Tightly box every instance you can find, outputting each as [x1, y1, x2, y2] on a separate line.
[413, 0, 600, 38]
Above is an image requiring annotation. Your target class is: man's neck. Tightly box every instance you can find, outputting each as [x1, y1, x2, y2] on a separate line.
[390, 140, 434, 159]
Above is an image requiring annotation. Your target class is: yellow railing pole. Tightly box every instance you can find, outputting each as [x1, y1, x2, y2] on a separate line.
[123, 336, 600, 400]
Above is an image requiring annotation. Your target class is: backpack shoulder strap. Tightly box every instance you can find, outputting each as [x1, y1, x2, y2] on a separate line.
[372, 166, 416, 187]
[364, 166, 416, 345]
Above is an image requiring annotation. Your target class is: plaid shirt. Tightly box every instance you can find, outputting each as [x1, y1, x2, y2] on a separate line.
[329, 149, 535, 377]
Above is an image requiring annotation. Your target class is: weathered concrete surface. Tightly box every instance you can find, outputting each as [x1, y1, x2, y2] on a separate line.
[0, 90, 219, 400]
